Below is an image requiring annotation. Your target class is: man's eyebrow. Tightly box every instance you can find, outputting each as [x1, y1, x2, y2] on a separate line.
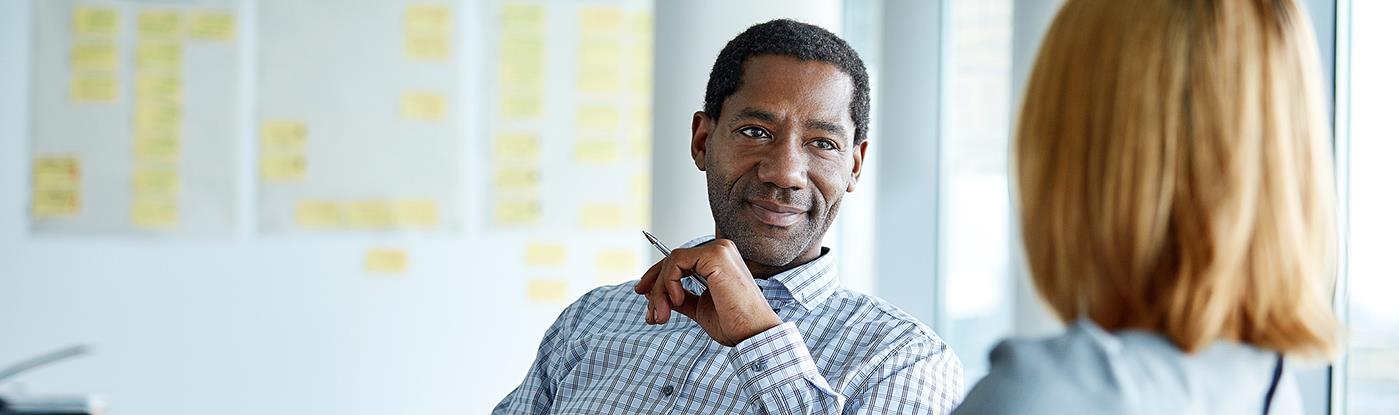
[730, 107, 778, 124]
[804, 119, 848, 137]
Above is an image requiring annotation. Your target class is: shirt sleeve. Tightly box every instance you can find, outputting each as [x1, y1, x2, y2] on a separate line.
[728, 322, 964, 415]
[492, 295, 586, 415]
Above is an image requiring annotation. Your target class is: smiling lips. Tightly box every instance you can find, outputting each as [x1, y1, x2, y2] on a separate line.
[746, 199, 807, 227]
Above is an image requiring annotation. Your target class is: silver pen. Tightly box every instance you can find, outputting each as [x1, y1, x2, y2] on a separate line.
[642, 230, 709, 288]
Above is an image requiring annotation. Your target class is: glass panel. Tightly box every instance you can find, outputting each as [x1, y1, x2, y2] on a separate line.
[1345, 0, 1399, 412]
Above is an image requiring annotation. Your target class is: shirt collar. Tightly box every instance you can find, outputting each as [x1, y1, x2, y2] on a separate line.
[677, 235, 839, 312]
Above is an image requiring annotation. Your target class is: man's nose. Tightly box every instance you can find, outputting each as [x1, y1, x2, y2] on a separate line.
[756, 136, 808, 190]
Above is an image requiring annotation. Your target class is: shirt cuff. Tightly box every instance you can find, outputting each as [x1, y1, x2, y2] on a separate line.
[728, 322, 838, 397]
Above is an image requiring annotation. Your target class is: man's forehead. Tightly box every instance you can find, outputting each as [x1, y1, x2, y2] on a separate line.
[725, 56, 854, 129]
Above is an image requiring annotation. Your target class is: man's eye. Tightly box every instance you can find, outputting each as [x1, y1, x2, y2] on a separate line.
[811, 139, 837, 151]
[739, 127, 771, 139]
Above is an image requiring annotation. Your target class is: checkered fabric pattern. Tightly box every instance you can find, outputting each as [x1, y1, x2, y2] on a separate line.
[494, 236, 964, 414]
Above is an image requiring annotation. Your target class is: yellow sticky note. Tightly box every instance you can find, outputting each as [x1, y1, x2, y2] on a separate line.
[260, 120, 307, 150]
[500, 92, 543, 119]
[134, 131, 181, 161]
[138, 9, 182, 37]
[260, 154, 306, 181]
[70, 73, 117, 103]
[365, 248, 409, 274]
[134, 101, 182, 131]
[131, 195, 178, 228]
[578, 67, 621, 94]
[406, 5, 451, 34]
[501, 3, 545, 33]
[131, 165, 180, 194]
[32, 157, 80, 190]
[596, 249, 638, 274]
[524, 243, 566, 267]
[574, 139, 619, 165]
[579, 7, 623, 34]
[32, 188, 80, 217]
[493, 133, 539, 159]
[578, 40, 621, 68]
[69, 41, 118, 70]
[494, 167, 540, 190]
[629, 12, 653, 38]
[73, 7, 119, 36]
[394, 199, 439, 229]
[187, 11, 236, 41]
[494, 199, 540, 226]
[400, 92, 446, 121]
[344, 200, 395, 229]
[136, 74, 182, 102]
[405, 33, 449, 61]
[295, 199, 341, 228]
[576, 104, 619, 130]
[525, 279, 568, 303]
[136, 38, 182, 69]
[579, 202, 624, 230]
[499, 37, 545, 75]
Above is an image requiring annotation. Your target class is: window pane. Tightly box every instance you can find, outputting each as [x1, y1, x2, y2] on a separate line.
[1346, 1, 1399, 412]
[941, 0, 1014, 384]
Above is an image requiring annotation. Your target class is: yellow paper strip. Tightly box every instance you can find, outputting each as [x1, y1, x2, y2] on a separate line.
[134, 101, 182, 131]
[260, 120, 307, 150]
[365, 248, 409, 274]
[573, 139, 619, 166]
[135, 74, 182, 103]
[73, 7, 119, 36]
[131, 195, 178, 228]
[138, 9, 182, 37]
[343, 200, 394, 229]
[32, 157, 80, 189]
[400, 92, 446, 121]
[69, 41, 118, 70]
[576, 104, 619, 130]
[134, 132, 181, 161]
[406, 5, 451, 34]
[32, 188, 80, 217]
[578, 7, 623, 34]
[500, 4, 546, 33]
[136, 38, 183, 70]
[131, 165, 180, 195]
[187, 11, 236, 41]
[393, 199, 440, 229]
[596, 249, 638, 274]
[492, 133, 539, 159]
[295, 199, 341, 228]
[70, 73, 118, 103]
[493, 199, 540, 226]
[493, 167, 540, 190]
[524, 243, 566, 267]
[260, 154, 306, 181]
[525, 279, 568, 303]
[405, 33, 449, 61]
[579, 202, 624, 230]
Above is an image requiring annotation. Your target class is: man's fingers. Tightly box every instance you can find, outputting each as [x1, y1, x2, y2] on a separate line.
[649, 280, 672, 324]
[634, 259, 665, 294]
[671, 290, 701, 319]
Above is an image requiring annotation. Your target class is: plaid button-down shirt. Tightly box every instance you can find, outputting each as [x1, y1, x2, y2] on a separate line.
[495, 236, 964, 414]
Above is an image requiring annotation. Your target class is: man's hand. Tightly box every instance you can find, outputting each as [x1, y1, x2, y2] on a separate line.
[633, 239, 782, 347]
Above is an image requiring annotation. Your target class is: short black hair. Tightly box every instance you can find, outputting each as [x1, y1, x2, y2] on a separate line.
[704, 19, 871, 144]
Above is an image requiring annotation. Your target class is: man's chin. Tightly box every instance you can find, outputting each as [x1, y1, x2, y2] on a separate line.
[731, 235, 805, 267]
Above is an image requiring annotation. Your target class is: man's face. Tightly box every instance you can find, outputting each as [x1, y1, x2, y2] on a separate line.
[691, 54, 867, 268]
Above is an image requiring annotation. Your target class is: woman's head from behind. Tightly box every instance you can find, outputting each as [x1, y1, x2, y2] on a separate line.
[1016, 0, 1339, 357]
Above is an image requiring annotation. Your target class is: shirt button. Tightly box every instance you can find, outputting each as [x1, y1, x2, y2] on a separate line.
[661, 385, 675, 396]
[752, 361, 766, 372]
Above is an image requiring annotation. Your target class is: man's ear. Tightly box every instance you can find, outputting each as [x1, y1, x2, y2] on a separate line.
[847, 139, 869, 192]
[691, 111, 713, 171]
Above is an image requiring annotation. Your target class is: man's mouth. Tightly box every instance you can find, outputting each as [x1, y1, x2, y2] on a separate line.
[745, 199, 807, 227]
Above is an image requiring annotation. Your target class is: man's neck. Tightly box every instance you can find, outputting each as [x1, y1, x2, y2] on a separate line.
[744, 245, 824, 279]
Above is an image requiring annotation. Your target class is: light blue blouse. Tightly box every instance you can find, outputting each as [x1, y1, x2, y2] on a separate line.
[953, 319, 1300, 415]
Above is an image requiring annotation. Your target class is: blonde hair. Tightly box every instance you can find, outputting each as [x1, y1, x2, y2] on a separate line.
[1015, 0, 1340, 357]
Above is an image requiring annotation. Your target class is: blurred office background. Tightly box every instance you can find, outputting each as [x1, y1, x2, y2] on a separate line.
[0, 0, 1393, 414]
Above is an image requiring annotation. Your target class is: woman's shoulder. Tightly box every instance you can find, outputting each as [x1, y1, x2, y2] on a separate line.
[952, 320, 1132, 414]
